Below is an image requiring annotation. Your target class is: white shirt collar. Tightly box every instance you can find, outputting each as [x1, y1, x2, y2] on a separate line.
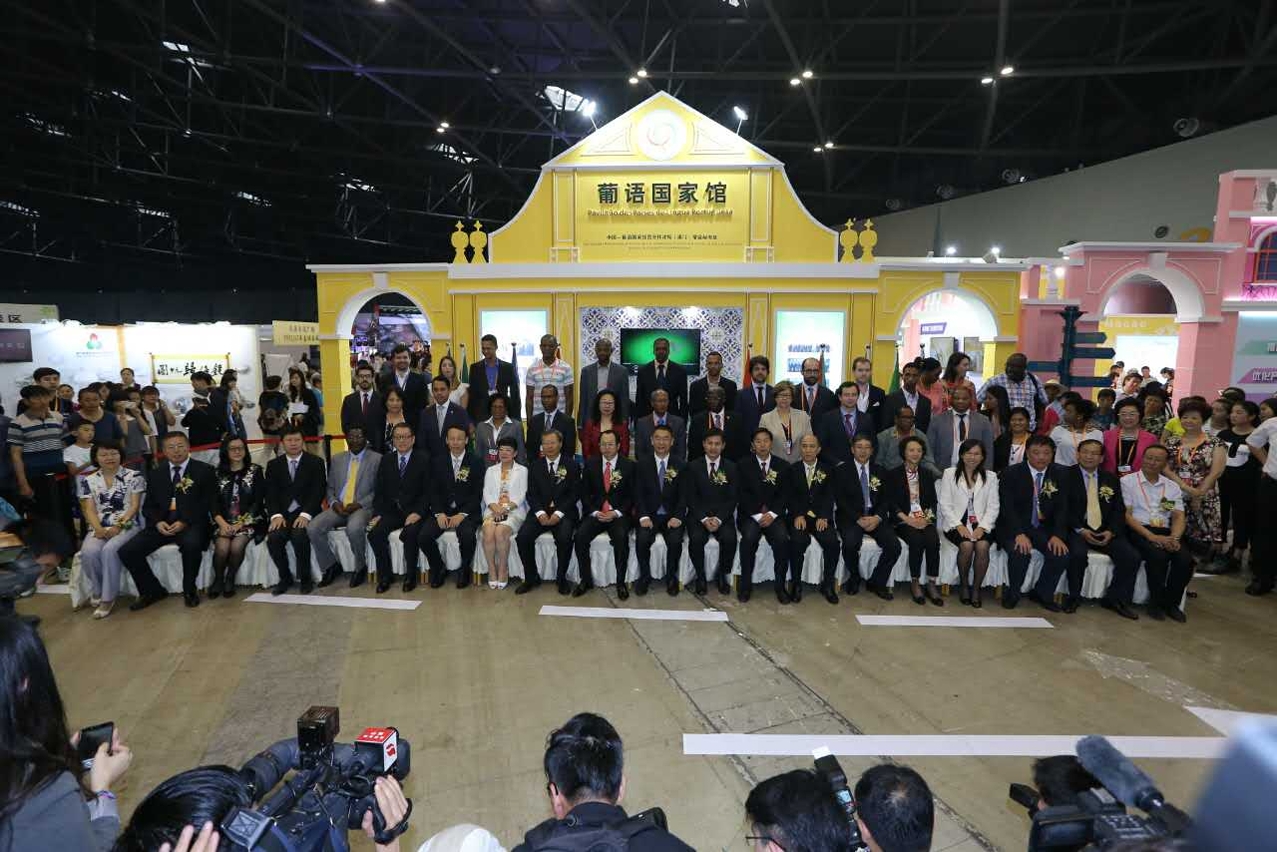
[705, 456, 721, 469]
[654, 453, 670, 464]
[451, 453, 465, 463]
[285, 453, 304, 463]
[545, 455, 561, 466]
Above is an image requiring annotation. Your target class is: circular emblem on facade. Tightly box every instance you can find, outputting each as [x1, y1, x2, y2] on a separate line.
[634, 110, 687, 161]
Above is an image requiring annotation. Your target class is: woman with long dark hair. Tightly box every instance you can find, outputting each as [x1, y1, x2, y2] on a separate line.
[211, 435, 266, 598]
[939, 352, 977, 415]
[939, 439, 1000, 607]
[884, 436, 944, 606]
[980, 383, 1011, 440]
[0, 619, 132, 851]
[1216, 400, 1260, 574]
[579, 389, 631, 459]
[285, 367, 320, 441]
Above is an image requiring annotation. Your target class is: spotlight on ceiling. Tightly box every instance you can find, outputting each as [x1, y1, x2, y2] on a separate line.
[628, 76, 639, 85]
[733, 106, 748, 121]
[824, 140, 834, 149]
[1001, 168, 1021, 184]
[1000, 65, 1014, 76]
[789, 77, 801, 86]
[945, 245, 957, 256]
[885, 198, 903, 212]
[636, 68, 648, 78]
[812, 146, 823, 153]
[935, 184, 955, 200]
[981, 76, 994, 85]
[582, 100, 596, 118]
[801, 69, 814, 79]
[983, 246, 1001, 263]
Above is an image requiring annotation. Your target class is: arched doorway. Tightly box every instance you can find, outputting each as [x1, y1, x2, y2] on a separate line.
[348, 293, 433, 364]
[1097, 275, 1180, 387]
[897, 290, 998, 385]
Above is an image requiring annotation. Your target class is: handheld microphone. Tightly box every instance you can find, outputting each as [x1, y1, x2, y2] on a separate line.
[1076, 736, 1165, 812]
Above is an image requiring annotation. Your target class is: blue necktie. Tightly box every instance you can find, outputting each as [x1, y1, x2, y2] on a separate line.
[399, 454, 408, 476]
[860, 464, 871, 508]
[657, 459, 667, 516]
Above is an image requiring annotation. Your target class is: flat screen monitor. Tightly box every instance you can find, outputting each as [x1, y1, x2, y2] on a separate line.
[0, 329, 33, 363]
[618, 328, 701, 374]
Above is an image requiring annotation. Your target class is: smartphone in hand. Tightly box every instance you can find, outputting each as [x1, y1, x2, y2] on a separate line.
[78, 722, 114, 769]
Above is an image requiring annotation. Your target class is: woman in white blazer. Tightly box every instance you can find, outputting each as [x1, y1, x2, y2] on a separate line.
[938, 438, 1000, 608]
[481, 436, 528, 590]
[758, 382, 812, 465]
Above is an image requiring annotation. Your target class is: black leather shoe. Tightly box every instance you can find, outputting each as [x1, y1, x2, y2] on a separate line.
[775, 585, 790, 605]
[841, 580, 861, 596]
[616, 582, 629, 601]
[1002, 594, 1018, 609]
[402, 572, 419, 593]
[1165, 606, 1187, 623]
[694, 578, 708, 596]
[1146, 606, 1166, 621]
[571, 582, 592, 598]
[872, 584, 893, 602]
[1028, 591, 1061, 613]
[128, 591, 168, 611]
[428, 569, 445, 589]
[456, 572, 471, 589]
[349, 568, 368, 588]
[789, 581, 802, 603]
[911, 593, 926, 605]
[515, 578, 540, 595]
[222, 575, 237, 598]
[666, 577, 679, 596]
[1062, 596, 1080, 614]
[318, 565, 340, 588]
[299, 579, 314, 595]
[207, 579, 222, 600]
[557, 579, 572, 596]
[375, 576, 391, 594]
[821, 585, 839, 605]
[738, 587, 751, 603]
[1101, 599, 1139, 620]
[270, 580, 292, 596]
[716, 575, 732, 595]
[927, 590, 945, 607]
[635, 576, 650, 596]
[184, 592, 200, 608]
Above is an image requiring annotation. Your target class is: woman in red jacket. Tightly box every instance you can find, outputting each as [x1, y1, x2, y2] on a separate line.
[579, 390, 630, 459]
[1102, 397, 1159, 477]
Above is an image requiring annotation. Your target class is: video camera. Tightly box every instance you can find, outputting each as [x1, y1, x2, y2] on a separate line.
[812, 747, 870, 852]
[219, 706, 413, 852]
[1013, 736, 1191, 851]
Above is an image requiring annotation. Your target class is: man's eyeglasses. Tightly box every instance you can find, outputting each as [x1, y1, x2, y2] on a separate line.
[744, 835, 784, 850]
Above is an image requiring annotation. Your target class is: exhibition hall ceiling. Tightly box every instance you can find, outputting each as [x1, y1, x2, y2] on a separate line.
[2, 0, 1276, 289]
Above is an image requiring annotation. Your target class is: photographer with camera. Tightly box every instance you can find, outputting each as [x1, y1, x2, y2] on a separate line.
[744, 769, 856, 852]
[0, 618, 133, 852]
[512, 712, 692, 852]
[852, 765, 935, 852]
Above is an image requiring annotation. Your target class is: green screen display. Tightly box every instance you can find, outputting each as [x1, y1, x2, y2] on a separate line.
[618, 328, 701, 372]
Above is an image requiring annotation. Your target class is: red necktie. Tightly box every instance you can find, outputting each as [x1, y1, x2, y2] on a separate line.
[362, 393, 369, 416]
[602, 460, 613, 513]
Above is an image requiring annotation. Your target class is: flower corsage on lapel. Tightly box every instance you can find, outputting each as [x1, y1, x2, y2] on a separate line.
[710, 468, 729, 486]
[175, 476, 194, 494]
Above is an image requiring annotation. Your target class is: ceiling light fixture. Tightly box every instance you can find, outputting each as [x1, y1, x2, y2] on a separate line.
[582, 100, 596, 118]
[1000, 65, 1014, 76]
[801, 69, 814, 79]
[733, 106, 748, 121]
[789, 77, 801, 86]
[980, 76, 994, 85]
[636, 68, 648, 78]
[824, 140, 834, 149]
[628, 76, 639, 85]
[812, 146, 822, 153]
[945, 245, 957, 256]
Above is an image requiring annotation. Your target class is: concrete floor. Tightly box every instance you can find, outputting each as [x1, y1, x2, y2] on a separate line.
[31, 571, 1277, 851]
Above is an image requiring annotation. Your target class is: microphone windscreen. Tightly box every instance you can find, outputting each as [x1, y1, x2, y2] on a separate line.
[1077, 735, 1159, 807]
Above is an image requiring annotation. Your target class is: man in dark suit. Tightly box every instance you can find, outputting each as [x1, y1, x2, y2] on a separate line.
[524, 385, 578, 460]
[735, 355, 775, 434]
[380, 344, 429, 425]
[687, 387, 747, 462]
[795, 357, 837, 421]
[882, 360, 933, 434]
[575, 429, 635, 598]
[926, 386, 994, 473]
[417, 376, 471, 457]
[996, 435, 1081, 611]
[634, 337, 689, 419]
[576, 337, 630, 425]
[817, 382, 876, 467]
[466, 333, 520, 422]
[835, 434, 902, 599]
[634, 424, 686, 597]
[780, 433, 841, 604]
[516, 430, 581, 595]
[264, 426, 327, 595]
[852, 357, 889, 433]
[683, 428, 738, 596]
[688, 351, 738, 415]
[420, 425, 483, 589]
[121, 431, 218, 610]
[342, 362, 384, 438]
[737, 428, 789, 603]
[369, 422, 432, 593]
[1069, 439, 1141, 619]
[633, 389, 687, 462]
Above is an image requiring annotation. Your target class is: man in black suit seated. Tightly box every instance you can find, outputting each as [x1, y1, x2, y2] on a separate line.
[795, 357, 837, 421]
[341, 362, 383, 438]
[121, 431, 218, 610]
[369, 422, 432, 593]
[516, 429, 581, 596]
[634, 336, 689, 419]
[735, 355, 776, 434]
[420, 425, 483, 589]
[996, 435, 1081, 611]
[1068, 439, 1141, 619]
[780, 433, 841, 604]
[634, 424, 685, 597]
[688, 351, 738, 415]
[574, 429, 635, 599]
[835, 434, 902, 599]
[683, 428, 739, 597]
[524, 385, 578, 460]
[417, 376, 471, 458]
[882, 360, 933, 434]
[736, 428, 789, 603]
[263, 426, 326, 595]
[688, 386, 747, 462]
[380, 343, 428, 426]
[817, 382, 876, 467]
[466, 333, 521, 422]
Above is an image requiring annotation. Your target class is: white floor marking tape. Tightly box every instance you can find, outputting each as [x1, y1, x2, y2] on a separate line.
[243, 592, 420, 611]
[540, 605, 729, 622]
[682, 733, 1227, 759]
[36, 585, 72, 595]
[857, 615, 1054, 629]
[1184, 706, 1277, 736]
